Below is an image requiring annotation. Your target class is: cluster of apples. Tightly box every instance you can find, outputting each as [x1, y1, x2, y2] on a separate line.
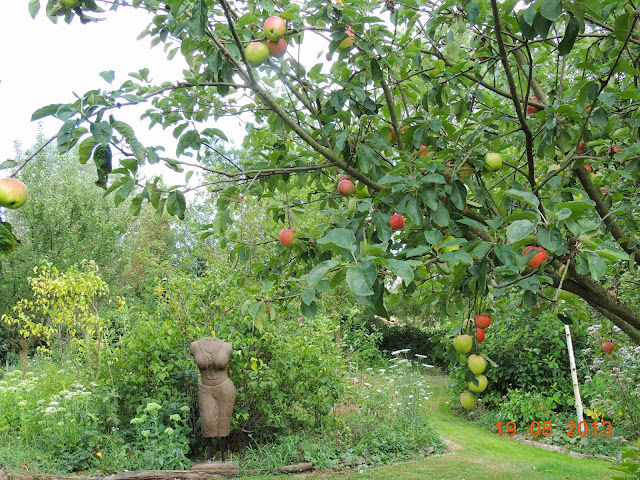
[454, 314, 492, 410]
[244, 16, 288, 67]
[0, 178, 28, 210]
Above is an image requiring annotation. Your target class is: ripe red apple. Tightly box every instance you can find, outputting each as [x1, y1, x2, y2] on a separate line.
[418, 145, 428, 157]
[338, 178, 355, 196]
[267, 38, 287, 57]
[245, 41, 269, 67]
[602, 342, 615, 354]
[264, 16, 286, 41]
[527, 97, 541, 114]
[475, 314, 491, 329]
[475, 327, 485, 343]
[584, 163, 592, 173]
[523, 246, 547, 269]
[0, 178, 28, 209]
[279, 229, 295, 248]
[389, 214, 404, 231]
[338, 26, 354, 50]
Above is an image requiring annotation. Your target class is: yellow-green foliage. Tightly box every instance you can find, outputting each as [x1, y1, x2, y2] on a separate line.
[2, 261, 111, 354]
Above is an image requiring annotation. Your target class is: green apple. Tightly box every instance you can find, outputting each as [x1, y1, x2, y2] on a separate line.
[0, 178, 28, 209]
[468, 374, 488, 393]
[453, 334, 473, 354]
[460, 391, 475, 410]
[245, 41, 269, 67]
[484, 152, 503, 171]
[468, 354, 487, 375]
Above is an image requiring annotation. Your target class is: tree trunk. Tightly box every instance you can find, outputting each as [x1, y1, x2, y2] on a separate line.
[564, 325, 584, 423]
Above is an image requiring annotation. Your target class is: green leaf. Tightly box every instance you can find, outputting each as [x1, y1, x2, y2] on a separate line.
[114, 179, 135, 207]
[533, 12, 552, 38]
[356, 144, 378, 173]
[540, 0, 563, 21]
[432, 202, 450, 227]
[0, 222, 16, 255]
[466, 3, 479, 25]
[189, 0, 208, 38]
[586, 252, 606, 280]
[614, 13, 634, 42]
[166, 190, 187, 219]
[317, 228, 357, 251]
[387, 259, 414, 286]
[236, 13, 258, 28]
[405, 197, 422, 224]
[78, 136, 98, 164]
[99, 70, 115, 83]
[202, 128, 229, 142]
[301, 288, 316, 306]
[57, 119, 77, 153]
[300, 300, 318, 319]
[506, 220, 536, 243]
[307, 259, 339, 285]
[537, 227, 564, 253]
[90, 121, 113, 145]
[504, 189, 540, 207]
[558, 16, 580, 55]
[176, 130, 201, 156]
[28, 0, 40, 18]
[346, 266, 375, 296]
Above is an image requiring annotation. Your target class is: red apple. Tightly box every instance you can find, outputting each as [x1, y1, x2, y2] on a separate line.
[338, 178, 355, 196]
[602, 342, 615, 354]
[584, 163, 592, 173]
[264, 16, 286, 41]
[389, 214, 404, 231]
[523, 246, 547, 269]
[475, 327, 485, 343]
[267, 38, 287, 57]
[418, 145, 428, 157]
[475, 314, 491, 329]
[279, 229, 295, 248]
[527, 97, 541, 114]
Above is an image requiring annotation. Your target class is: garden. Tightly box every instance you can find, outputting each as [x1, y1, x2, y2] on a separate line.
[2, 0, 640, 478]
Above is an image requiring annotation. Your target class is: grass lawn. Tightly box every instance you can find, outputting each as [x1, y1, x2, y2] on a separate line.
[244, 376, 615, 480]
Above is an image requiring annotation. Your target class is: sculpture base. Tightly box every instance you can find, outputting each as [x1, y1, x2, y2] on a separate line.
[191, 461, 238, 476]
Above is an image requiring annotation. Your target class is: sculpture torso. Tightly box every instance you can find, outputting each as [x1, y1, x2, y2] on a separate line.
[190, 337, 233, 386]
[189, 337, 236, 438]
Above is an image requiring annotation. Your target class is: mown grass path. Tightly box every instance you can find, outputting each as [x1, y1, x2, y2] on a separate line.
[246, 375, 615, 480]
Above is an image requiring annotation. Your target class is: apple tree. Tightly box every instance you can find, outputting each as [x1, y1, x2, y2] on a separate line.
[21, 0, 640, 345]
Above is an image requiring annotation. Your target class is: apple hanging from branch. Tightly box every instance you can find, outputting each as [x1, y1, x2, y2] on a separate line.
[389, 214, 404, 231]
[337, 178, 355, 196]
[245, 41, 270, 67]
[264, 16, 286, 41]
[453, 334, 473, 354]
[523, 246, 547, 269]
[0, 178, 28, 209]
[279, 229, 295, 248]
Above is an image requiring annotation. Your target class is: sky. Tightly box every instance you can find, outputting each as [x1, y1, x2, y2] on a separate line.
[0, 2, 188, 164]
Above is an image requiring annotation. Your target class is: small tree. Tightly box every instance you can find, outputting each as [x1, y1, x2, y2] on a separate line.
[2, 260, 110, 371]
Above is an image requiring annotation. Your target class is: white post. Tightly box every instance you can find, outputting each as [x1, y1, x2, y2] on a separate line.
[564, 324, 584, 423]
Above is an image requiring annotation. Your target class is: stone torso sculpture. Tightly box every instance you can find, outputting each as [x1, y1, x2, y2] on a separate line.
[189, 337, 236, 438]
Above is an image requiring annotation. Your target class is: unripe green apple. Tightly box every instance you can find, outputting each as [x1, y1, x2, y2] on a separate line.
[484, 152, 503, 171]
[453, 334, 473, 354]
[0, 178, 28, 209]
[468, 374, 488, 393]
[245, 41, 270, 67]
[467, 354, 487, 375]
[460, 391, 475, 410]
[589, 172, 604, 187]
